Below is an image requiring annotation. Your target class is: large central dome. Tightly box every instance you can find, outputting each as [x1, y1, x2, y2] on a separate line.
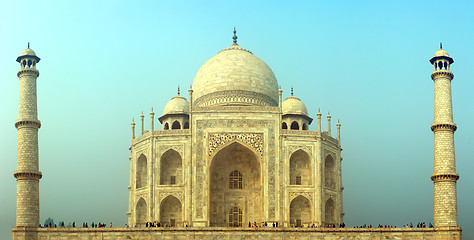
[192, 41, 279, 107]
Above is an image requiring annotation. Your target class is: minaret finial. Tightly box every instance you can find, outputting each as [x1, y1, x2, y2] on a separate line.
[28, 42, 30, 48]
[178, 86, 180, 95]
[440, 42, 443, 49]
[291, 87, 293, 96]
[233, 27, 238, 45]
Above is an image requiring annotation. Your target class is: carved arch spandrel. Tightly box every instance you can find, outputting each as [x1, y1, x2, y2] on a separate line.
[208, 133, 264, 157]
[159, 145, 184, 157]
[289, 192, 313, 203]
[159, 191, 184, 204]
[288, 145, 312, 157]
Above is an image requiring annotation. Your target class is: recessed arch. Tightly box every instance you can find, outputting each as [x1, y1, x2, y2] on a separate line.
[164, 122, 169, 130]
[160, 195, 182, 227]
[136, 154, 147, 188]
[291, 121, 299, 130]
[282, 122, 288, 129]
[324, 154, 336, 189]
[209, 142, 262, 227]
[290, 149, 311, 185]
[290, 195, 311, 227]
[160, 149, 182, 185]
[302, 123, 308, 130]
[183, 122, 189, 129]
[325, 198, 335, 225]
[172, 120, 181, 129]
[135, 197, 147, 227]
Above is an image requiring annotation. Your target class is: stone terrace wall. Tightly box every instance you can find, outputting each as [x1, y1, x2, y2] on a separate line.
[13, 227, 462, 240]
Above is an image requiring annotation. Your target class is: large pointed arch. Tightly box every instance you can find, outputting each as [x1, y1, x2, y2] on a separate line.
[160, 195, 182, 227]
[290, 195, 311, 227]
[289, 149, 311, 185]
[160, 149, 182, 185]
[209, 142, 262, 227]
[135, 197, 147, 227]
[136, 154, 147, 188]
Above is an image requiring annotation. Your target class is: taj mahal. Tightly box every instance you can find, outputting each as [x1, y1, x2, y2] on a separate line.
[12, 31, 462, 239]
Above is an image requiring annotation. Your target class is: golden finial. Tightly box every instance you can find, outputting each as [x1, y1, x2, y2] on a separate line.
[233, 27, 238, 45]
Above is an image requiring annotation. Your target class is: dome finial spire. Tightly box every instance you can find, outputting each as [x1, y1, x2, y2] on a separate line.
[440, 42, 443, 49]
[232, 27, 238, 45]
[291, 87, 294, 96]
[28, 42, 30, 49]
[178, 85, 180, 95]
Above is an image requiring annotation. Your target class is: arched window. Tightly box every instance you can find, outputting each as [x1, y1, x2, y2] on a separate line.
[324, 155, 335, 189]
[228, 206, 242, 227]
[291, 121, 299, 130]
[434, 62, 437, 69]
[282, 122, 288, 129]
[302, 123, 308, 130]
[172, 121, 181, 129]
[27, 59, 32, 67]
[325, 198, 335, 225]
[136, 154, 147, 188]
[136, 198, 147, 227]
[444, 61, 448, 70]
[229, 170, 242, 189]
[183, 122, 189, 129]
[164, 122, 169, 130]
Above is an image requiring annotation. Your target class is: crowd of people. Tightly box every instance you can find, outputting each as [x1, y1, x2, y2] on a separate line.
[38, 221, 433, 229]
[39, 221, 112, 228]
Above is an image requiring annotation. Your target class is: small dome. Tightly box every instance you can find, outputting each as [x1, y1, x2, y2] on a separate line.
[282, 96, 308, 116]
[20, 48, 37, 57]
[17, 47, 41, 63]
[434, 49, 449, 57]
[162, 95, 189, 116]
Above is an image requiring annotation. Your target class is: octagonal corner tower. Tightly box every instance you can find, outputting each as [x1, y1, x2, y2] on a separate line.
[192, 43, 279, 107]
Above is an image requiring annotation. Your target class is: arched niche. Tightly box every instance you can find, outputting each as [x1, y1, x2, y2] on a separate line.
[325, 198, 335, 225]
[160, 149, 182, 185]
[136, 154, 147, 188]
[209, 142, 262, 227]
[160, 195, 182, 227]
[282, 122, 288, 129]
[302, 123, 308, 130]
[290, 195, 311, 227]
[289, 150, 311, 185]
[164, 122, 169, 130]
[324, 155, 335, 189]
[172, 121, 181, 129]
[183, 122, 189, 129]
[291, 121, 299, 130]
[136, 198, 147, 227]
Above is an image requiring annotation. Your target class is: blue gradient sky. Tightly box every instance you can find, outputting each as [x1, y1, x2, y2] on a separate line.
[1, 1, 473, 239]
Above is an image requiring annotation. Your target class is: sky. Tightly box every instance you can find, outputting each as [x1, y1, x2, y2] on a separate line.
[0, 0, 473, 239]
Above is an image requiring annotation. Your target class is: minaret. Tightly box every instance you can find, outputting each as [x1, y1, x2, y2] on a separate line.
[429, 44, 459, 227]
[14, 44, 42, 227]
